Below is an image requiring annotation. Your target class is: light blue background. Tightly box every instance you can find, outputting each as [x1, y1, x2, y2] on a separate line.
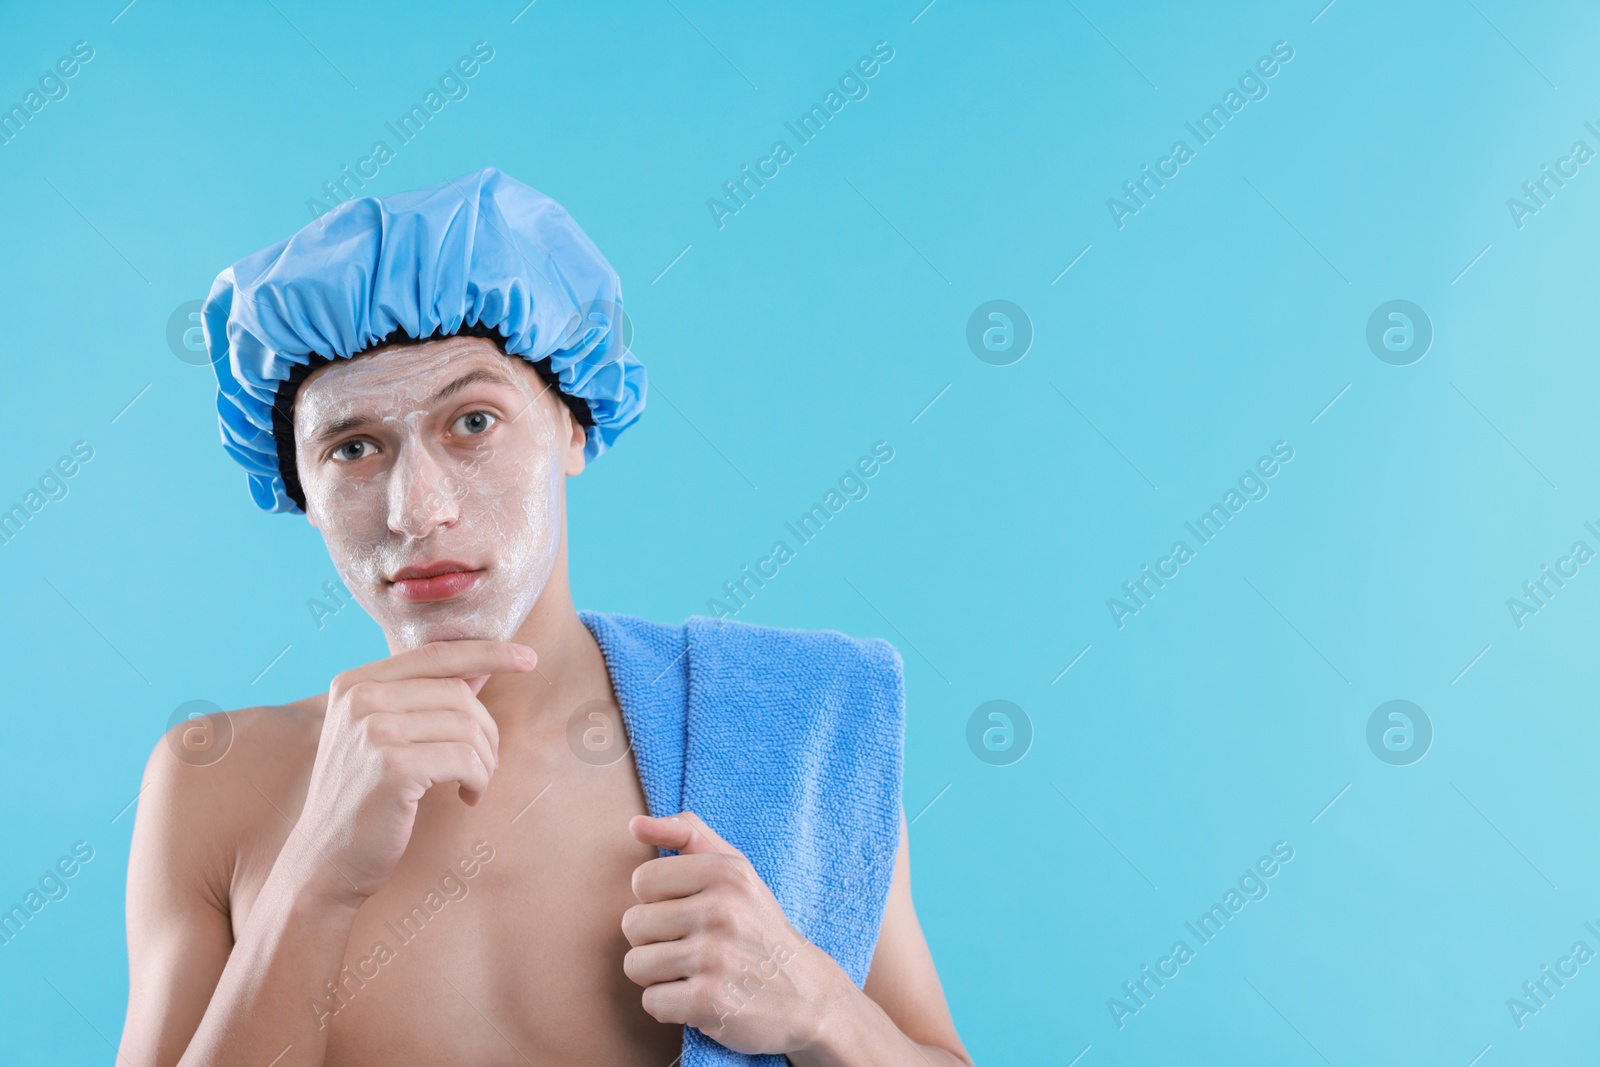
[1, 0, 1596, 1063]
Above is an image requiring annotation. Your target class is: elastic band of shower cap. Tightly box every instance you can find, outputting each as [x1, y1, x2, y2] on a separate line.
[202, 166, 646, 514]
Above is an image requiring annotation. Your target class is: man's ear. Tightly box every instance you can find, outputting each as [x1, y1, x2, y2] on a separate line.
[563, 405, 588, 477]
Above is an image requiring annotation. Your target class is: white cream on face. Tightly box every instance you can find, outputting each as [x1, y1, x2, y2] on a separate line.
[292, 337, 571, 650]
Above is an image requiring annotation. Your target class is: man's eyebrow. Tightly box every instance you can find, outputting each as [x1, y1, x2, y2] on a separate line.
[431, 366, 517, 404]
[309, 414, 376, 444]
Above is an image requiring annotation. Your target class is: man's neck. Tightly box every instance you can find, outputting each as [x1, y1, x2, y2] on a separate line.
[478, 567, 611, 741]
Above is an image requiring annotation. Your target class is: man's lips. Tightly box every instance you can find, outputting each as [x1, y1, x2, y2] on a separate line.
[388, 561, 484, 602]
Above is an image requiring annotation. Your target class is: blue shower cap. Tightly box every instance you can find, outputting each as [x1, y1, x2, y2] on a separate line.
[202, 166, 645, 514]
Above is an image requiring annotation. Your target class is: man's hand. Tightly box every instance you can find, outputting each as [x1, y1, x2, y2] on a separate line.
[290, 640, 537, 904]
[623, 812, 855, 1055]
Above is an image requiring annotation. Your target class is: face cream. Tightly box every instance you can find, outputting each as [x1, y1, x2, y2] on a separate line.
[294, 336, 572, 650]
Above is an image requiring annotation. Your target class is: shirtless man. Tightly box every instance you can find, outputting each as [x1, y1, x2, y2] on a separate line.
[117, 170, 971, 1066]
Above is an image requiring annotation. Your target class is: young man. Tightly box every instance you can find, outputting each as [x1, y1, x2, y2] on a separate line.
[118, 168, 971, 1066]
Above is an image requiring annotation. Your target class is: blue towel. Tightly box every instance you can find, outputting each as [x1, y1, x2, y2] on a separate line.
[578, 611, 905, 1066]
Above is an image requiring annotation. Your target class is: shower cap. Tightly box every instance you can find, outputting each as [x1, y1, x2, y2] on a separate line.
[202, 166, 645, 514]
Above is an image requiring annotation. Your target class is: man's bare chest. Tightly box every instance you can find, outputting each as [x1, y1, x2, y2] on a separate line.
[234, 738, 683, 1065]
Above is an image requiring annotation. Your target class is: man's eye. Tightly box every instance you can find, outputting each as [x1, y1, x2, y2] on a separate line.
[455, 411, 496, 435]
[332, 440, 370, 462]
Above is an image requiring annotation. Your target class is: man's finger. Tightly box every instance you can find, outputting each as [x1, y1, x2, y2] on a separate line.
[379, 709, 498, 775]
[629, 812, 737, 857]
[622, 941, 698, 988]
[621, 898, 700, 947]
[356, 640, 536, 684]
[348, 679, 500, 757]
[630, 852, 738, 903]
[396, 740, 492, 805]
[639, 978, 696, 1027]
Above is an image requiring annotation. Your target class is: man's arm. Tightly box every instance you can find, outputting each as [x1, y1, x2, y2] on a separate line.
[119, 640, 532, 1066]
[118, 719, 366, 1067]
[788, 809, 973, 1067]
[624, 810, 973, 1066]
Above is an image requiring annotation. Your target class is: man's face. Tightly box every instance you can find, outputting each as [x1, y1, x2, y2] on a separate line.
[293, 335, 586, 650]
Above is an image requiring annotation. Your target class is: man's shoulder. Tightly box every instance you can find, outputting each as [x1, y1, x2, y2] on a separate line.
[140, 695, 325, 833]
[583, 609, 902, 675]
[126, 696, 326, 910]
[693, 614, 900, 656]
[148, 695, 324, 771]
[688, 617, 905, 700]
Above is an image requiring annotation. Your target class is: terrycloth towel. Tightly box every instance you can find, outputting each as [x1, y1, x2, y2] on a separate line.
[578, 611, 906, 1067]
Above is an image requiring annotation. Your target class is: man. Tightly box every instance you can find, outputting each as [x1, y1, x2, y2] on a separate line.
[118, 168, 971, 1066]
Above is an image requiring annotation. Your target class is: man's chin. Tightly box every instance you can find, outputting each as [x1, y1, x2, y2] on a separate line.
[379, 578, 547, 651]
[386, 609, 513, 650]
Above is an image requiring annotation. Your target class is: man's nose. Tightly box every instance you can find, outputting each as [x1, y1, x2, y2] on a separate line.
[387, 442, 460, 538]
